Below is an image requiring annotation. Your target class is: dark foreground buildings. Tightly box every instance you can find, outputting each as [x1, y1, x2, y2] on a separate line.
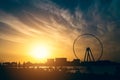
[0, 58, 120, 80]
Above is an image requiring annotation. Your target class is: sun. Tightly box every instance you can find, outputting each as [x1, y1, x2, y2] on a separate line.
[30, 44, 50, 60]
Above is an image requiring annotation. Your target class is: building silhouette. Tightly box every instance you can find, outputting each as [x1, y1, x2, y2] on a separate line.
[55, 58, 67, 66]
[47, 59, 54, 65]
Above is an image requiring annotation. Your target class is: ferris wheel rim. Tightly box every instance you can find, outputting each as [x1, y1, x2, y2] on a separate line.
[73, 33, 103, 61]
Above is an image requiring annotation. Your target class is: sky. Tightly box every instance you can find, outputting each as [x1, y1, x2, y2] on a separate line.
[0, 0, 120, 63]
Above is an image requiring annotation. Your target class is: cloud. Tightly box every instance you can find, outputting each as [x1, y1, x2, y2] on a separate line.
[0, 0, 120, 61]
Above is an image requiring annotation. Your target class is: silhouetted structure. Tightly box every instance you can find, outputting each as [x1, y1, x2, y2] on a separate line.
[1, 60, 120, 80]
[73, 34, 103, 62]
[72, 59, 80, 65]
[47, 59, 54, 65]
[84, 47, 95, 62]
[55, 58, 67, 65]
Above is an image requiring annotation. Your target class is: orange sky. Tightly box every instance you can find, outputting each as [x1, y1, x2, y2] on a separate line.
[0, 37, 75, 63]
[1, 0, 120, 63]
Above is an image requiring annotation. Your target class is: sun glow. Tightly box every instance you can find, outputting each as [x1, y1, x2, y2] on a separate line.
[29, 44, 50, 61]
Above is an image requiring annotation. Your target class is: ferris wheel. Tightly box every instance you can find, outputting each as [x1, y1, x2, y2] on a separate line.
[73, 33, 103, 62]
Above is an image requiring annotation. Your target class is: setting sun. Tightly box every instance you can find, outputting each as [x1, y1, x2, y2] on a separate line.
[29, 43, 50, 61]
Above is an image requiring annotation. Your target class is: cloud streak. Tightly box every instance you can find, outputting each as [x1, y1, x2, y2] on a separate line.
[0, 0, 120, 62]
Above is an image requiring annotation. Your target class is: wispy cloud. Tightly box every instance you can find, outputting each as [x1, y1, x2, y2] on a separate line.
[0, 0, 120, 61]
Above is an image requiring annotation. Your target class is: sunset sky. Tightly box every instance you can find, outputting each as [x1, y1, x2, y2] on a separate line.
[0, 0, 120, 63]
